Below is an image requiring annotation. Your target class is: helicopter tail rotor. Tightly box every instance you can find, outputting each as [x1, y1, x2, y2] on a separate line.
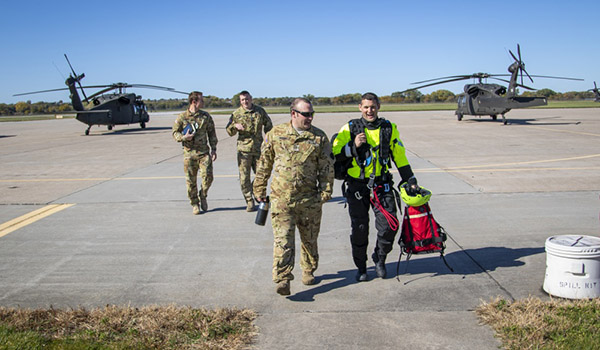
[64, 54, 89, 101]
[509, 44, 534, 86]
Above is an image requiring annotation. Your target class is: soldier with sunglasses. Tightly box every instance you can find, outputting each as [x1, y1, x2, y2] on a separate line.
[253, 98, 334, 296]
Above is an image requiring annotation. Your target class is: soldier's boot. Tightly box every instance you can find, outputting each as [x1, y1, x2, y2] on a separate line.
[275, 280, 290, 296]
[246, 199, 256, 212]
[355, 269, 368, 282]
[200, 195, 208, 212]
[192, 204, 201, 215]
[302, 271, 315, 285]
[372, 251, 387, 279]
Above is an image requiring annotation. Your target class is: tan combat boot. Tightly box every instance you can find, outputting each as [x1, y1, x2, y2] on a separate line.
[192, 204, 200, 215]
[246, 199, 256, 212]
[302, 271, 315, 285]
[275, 281, 290, 296]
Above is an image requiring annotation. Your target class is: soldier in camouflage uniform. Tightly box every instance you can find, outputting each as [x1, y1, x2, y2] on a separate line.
[226, 91, 273, 212]
[172, 91, 218, 215]
[253, 98, 334, 296]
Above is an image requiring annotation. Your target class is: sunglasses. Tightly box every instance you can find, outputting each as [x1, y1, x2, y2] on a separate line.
[293, 109, 315, 118]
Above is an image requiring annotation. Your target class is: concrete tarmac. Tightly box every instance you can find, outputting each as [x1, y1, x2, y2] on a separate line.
[1, 107, 599, 349]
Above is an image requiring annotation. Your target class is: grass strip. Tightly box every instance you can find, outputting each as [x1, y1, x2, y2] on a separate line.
[476, 297, 600, 350]
[0, 305, 257, 350]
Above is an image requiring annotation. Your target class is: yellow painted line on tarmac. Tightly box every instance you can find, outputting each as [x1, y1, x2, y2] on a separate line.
[525, 125, 600, 137]
[422, 153, 600, 171]
[416, 166, 600, 173]
[0, 204, 74, 238]
[0, 174, 238, 183]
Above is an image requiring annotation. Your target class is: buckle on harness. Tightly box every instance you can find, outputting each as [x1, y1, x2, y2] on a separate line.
[354, 191, 363, 200]
[367, 173, 375, 191]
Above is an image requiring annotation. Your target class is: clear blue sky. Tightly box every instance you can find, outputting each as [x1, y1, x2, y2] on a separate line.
[2, 0, 598, 104]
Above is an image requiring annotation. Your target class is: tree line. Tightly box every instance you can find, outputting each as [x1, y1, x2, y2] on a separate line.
[2, 88, 597, 116]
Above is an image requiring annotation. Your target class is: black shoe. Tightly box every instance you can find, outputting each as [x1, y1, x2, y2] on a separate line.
[372, 252, 387, 278]
[375, 262, 387, 278]
[355, 270, 368, 282]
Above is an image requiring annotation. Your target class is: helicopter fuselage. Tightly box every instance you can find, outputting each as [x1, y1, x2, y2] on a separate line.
[456, 83, 547, 123]
[74, 93, 149, 131]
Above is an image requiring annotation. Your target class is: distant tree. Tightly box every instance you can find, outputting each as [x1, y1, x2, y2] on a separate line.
[536, 88, 557, 98]
[424, 89, 455, 102]
[303, 94, 315, 103]
[232, 93, 241, 107]
[399, 90, 423, 103]
[15, 101, 30, 114]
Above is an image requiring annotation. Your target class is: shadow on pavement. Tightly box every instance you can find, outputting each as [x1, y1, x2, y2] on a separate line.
[289, 246, 545, 301]
[395, 246, 545, 282]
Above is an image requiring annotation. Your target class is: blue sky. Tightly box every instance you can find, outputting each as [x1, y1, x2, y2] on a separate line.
[1, 0, 598, 104]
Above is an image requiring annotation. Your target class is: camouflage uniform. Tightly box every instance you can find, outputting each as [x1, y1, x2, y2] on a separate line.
[172, 109, 218, 206]
[253, 122, 334, 283]
[226, 105, 273, 203]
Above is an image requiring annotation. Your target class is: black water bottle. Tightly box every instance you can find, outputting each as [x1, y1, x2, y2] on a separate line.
[255, 196, 270, 226]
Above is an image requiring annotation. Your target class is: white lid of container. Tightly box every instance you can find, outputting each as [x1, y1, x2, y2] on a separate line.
[546, 235, 600, 255]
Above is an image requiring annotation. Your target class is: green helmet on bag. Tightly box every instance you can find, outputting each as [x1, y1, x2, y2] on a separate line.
[400, 182, 432, 207]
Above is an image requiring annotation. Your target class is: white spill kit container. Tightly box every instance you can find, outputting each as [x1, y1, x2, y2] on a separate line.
[543, 235, 600, 299]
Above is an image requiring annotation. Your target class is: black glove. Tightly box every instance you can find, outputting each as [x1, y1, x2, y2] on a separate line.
[406, 177, 419, 196]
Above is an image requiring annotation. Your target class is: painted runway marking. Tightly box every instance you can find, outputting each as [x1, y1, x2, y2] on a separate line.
[525, 126, 600, 137]
[0, 154, 598, 184]
[0, 174, 238, 183]
[417, 166, 600, 173]
[0, 204, 74, 238]
[418, 153, 600, 171]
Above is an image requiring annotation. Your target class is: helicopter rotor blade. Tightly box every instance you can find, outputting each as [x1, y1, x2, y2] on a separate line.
[527, 75, 583, 81]
[516, 83, 536, 91]
[489, 77, 511, 84]
[169, 90, 190, 95]
[64, 54, 89, 101]
[404, 76, 473, 92]
[85, 87, 120, 101]
[411, 75, 472, 84]
[522, 67, 534, 83]
[509, 49, 519, 63]
[13, 87, 70, 96]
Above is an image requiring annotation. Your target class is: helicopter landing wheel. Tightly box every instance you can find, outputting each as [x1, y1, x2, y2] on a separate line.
[491, 115, 497, 120]
[502, 114, 507, 125]
[108, 125, 113, 131]
[140, 122, 146, 129]
[456, 113, 463, 121]
[85, 129, 90, 135]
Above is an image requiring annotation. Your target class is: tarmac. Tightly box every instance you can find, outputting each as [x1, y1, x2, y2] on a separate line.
[0, 107, 599, 349]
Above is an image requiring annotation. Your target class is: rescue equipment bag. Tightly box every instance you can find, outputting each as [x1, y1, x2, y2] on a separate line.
[397, 202, 453, 277]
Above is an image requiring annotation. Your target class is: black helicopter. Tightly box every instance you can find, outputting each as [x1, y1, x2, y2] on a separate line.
[14, 55, 188, 135]
[589, 81, 600, 102]
[401, 45, 583, 124]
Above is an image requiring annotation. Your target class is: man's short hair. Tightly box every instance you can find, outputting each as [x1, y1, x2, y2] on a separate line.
[188, 91, 203, 104]
[361, 92, 380, 108]
[290, 97, 312, 112]
[239, 90, 251, 97]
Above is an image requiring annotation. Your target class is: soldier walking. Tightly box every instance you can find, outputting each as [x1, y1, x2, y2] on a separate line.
[332, 92, 418, 281]
[226, 91, 273, 211]
[172, 91, 218, 215]
[253, 98, 334, 296]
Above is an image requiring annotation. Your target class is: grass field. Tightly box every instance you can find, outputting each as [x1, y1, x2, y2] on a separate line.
[1, 101, 598, 121]
[0, 305, 256, 350]
[477, 297, 600, 350]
